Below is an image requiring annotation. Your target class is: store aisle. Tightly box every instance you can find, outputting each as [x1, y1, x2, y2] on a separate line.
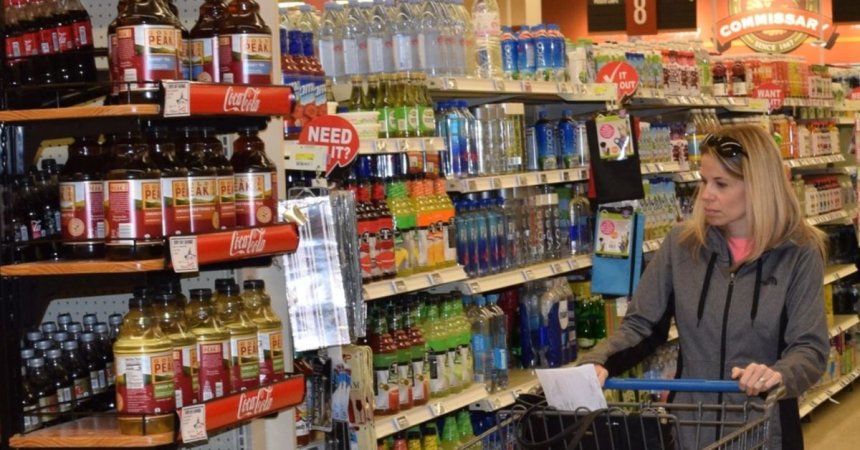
[803, 384, 860, 449]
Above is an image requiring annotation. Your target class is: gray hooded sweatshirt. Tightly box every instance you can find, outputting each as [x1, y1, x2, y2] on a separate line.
[579, 225, 829, 449]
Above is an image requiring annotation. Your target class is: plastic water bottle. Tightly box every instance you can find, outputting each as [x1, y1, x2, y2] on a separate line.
[487, 294, 508, 389]
[438, 102, 465, 177]
[500, 26, 518, 80]
[367, 0, 394, 74]
[454, 200, 475, 275]
[456, 101, 478, 176]
[342, 0, 368, 77]
[516, 25, 535, 81]
[471, 0, 502, 79]
[570, 184, 593, 255]
[431, 0, 453, 76]
[534, 111, 557, 170]
[557, 109, 577, 169]
[469, 295, 492, 385]
[447, 0, 471, 77]
[533, 24, 552, 81]
[547, 24, 566, 81]
[318, 3, 345, 83]
[416, 0, 442, 75]
[520, 283, 541, 368]
[391, 0, 417, 72]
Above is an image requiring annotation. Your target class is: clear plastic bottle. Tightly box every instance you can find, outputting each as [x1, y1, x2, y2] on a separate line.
[416, 0, 440, 75]
[367, 0, 393, 74]
[317, 2, 345, 83]
[487, 294, 508, 388]
[471, 0, 501, 79]
[391, 0, 417, 72]
[342, 0, 368, 77]
[450, 0, 474, 77]
[569, 184, 593, 255]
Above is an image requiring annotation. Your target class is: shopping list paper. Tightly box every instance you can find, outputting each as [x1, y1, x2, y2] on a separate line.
[536, 364, 608, 411]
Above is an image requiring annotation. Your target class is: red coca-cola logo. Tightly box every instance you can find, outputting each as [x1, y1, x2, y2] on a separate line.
[229, 228, 267, 256]
[236, 386, 275, 420]
[223, 86, 262, 113]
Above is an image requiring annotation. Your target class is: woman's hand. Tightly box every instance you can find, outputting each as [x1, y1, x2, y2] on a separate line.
[593, 364, 609, 386]
[731, 363, 783, 396]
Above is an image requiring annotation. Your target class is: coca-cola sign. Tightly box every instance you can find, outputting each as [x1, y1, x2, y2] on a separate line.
[175, 223, 299, 268]
[185, 83, 295, 117]
[223, 86, 262, 113]
[236, 385, 275, 420]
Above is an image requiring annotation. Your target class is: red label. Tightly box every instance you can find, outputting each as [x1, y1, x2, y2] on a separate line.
[186, 83, 295, 116]
[358, 219, 374, 280]
[234, 172, 276, 227]
[597, 61, 640, 100]
[162, 177, 191, 236]
[219, 33, 273, 85]
[109, 33, 120, 94]
[216, 176, 236, 229]
[173, 344, 197, 408]
[21, 32, 38, 57]
[105, 179, 164, 245]
[190, 36, 220, 82]
[56, 25, 74, 52]
[60, 181, 105, 241]
[752, 82, 785, 112]
[849, 88, 860, 101]
[198, 341, 231, 402]
[180, 224, 299, 267]
[230, 335, 261, 391]
[73, 20, 93, 48]
[375, 219, 395, 274]
[6, 35, 22, 59]
[258, 330, 285, 385]
[115, 352, 175, 415]
[38, 28, 56, 55]
[117, 24, 179, 92]
[298, 115, 360, 176]
[189, 176, 217, 233]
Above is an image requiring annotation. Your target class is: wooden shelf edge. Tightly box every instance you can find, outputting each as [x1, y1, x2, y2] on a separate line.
[0, 259, 165, 277]
[0, 104, 161, 122]
[8, 416, 174, 448]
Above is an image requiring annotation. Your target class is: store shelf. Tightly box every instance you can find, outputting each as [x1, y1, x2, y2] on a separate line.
[471, 369, 540, 412]
[806, 210, 849, 226]
[641, 162, 682, 175]
[643, 237, 665, 253]
[362, 265, 469, 301]
[8, 415, 174, 448]
[459, 255, 593, 295]
[0, 259, 166, 276]
[375, 383, 487, 439]
[426, 77, 617, 102]
[630, 90, 769, 113]
[784, 154, 845, 168]
[357, 137, 446, 154]
[446, 167, 589, 193]
[824, 264, 858, 286]
[838, 117, 857, 126]
[799, 367, 860, 418]
[784, 97, 834, 109]
[828, 314, 859, 339]
[674, 171, 702, 183]
[0, 104, 160, 122]
[832, 100, 860, 112]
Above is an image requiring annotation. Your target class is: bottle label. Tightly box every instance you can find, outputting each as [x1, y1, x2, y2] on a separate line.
[105, 179, 164, 245]
[473, 11, 501, 36]
[57, 386, 73, 413]
[378, 107, 398, 136]
[459, 344, 473, 384]
[397, 361, 412, 407]
[411, 358, 426, 402]
[37, 394, 59, 422]
[230, 334, 261, 391]
[23, 403, 41, 432]
[179, 33, 190, 80]
[56, 25, 74, 52]
[298, 75, 318, 127]
[343, 38, 361, 75]
[198, 340, 231, 402]
[216, 176, 236, 229]
[258, 330, 285, 384]
[116, 25, 179, 92]
[173, 344, 196, 408]
[38, 28, 57, 55]
[407, 106, 420, 134]
[358, 218, 375, 281]
[419, 106, 436, 136]
[22, 32, 38, 57]
[190, 36, 220, 82]
[60, 180, 105, 242]
[444, 218, 456, 263]
[429, 350, 447, 395]
[73, 377, 92, 400]
[6, 35, 22, 59]
[713, 82, 727, 97]
[367, 36, 386, 74]
[447, 347, 459, 388]
[73, 19, 93, 48]
[372, 360, 399, 412]
[109, 33, 120, 94]
[393, 33, 413, 71]
[375, 222, 395, 275]
[115, 351, 175, 414]
[161, 177, 191, 236]
[188, 176, 217, 233]
[89, 369, 104, 393]
[234, 172, 276, 227]
[732, 80, 747, 96]
[219, 33, 272, 85]
[416, 226, 430, 269]
[392, 229, 408, 274]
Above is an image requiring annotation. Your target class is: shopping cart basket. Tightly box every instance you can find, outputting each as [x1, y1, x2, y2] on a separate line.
[509, 378, 784, 450]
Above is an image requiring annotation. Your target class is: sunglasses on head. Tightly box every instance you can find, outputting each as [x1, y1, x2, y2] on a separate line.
[703, 134, 747, 159]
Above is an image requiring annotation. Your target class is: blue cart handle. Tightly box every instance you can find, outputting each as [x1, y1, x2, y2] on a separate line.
[603, 378, 742, 393]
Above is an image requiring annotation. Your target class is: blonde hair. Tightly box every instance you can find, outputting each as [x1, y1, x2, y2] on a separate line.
[679, 124, 826, 267]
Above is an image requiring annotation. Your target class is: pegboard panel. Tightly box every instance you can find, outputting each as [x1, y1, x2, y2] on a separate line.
[43, 292, 133, 326]
[181, 425, 251, 450]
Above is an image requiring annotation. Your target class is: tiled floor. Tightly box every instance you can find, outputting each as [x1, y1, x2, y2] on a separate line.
[803, 383, 860, 449]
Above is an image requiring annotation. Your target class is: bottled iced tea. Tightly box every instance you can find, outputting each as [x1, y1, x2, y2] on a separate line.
[59, 136, 105, 259]
[190, 0, 226, 82]
[176, 127, 218, 234]
[218, 0, 272, 84]
[153, 292, 198, 408]
[200, 127, 236, 229]
[186, 288, 231, 401]
[231, 127, 277, 227]
[216, 283, 259, 391]
[147, 126, 190, 236]
[241, 279, 284, 384]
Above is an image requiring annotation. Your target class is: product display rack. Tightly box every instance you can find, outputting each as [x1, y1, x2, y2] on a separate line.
[373, 383, 488, 440]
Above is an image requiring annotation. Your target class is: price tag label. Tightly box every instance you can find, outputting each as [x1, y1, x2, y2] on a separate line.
[518, 175, 530, 186]
[427, 272, 443, 286]
[522, 81, 533, 93]
[562, 171, 571, 182]
[445, 78, 458, 90]
[392, 279, 408, 293]
[163, 81, 191, 117]
[399, 139, 410, 152]
[690, 96, 703, 105]
[468, 180, 478, 192]
[429, 402, 445, 416]
[469, 282, 482, 294]
[551, 263, 563, 274]
[568, 259, 578, 270]
[513, 388, 523, 397]
[523, 269, 535, 281]
[394, 415, 410, 430]
[667, 96, 680, 105]
[655, 163, 665, 173]
[558, 82, 571, 94]
[540, 173, 548, 184]
[492, 397, 503, 409]
[679, 96, 691, 105]
[491, 178, 502, 189]
[494, 80, 506, 92]
[180, 404, 208, 443]
[170, 236, 199, 273]
[372, 139, 386, 153]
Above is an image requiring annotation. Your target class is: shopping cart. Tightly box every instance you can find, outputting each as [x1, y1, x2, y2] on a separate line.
[459, 378, 784, 450]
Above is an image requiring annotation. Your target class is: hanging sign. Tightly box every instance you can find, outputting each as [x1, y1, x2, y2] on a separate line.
[714, 1, 838, 53]
[596, 61, 640, 101]
[625, 0, 658, 36]
[752, 82, 785, 112]
[298, 115, 360, 176]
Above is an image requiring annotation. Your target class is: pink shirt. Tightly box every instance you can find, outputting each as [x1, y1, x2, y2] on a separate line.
[727, 236, 753, 263]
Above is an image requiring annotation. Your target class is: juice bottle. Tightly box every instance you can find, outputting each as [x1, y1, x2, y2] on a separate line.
[61, 339, 92, 408]
[4, 0, 29, 89]
[59, 135, 105, 260]
[452, 294, 474, 387]
[176, 127, 218, 234]
[153, 292, 197, 408]
[44, 348, 74, 416]
[363, 74, 379, 111]
[231, 127, 277, 227]
[66, 0, 97, 82]
[407, 427, 423, 450]
[355, 159, 378, 282]
[422, 423, 440, 450]
[241, 279, 285, 384]
[114, 294, 175, 435]
[186, 288, 231, 401]
[412, 176, 434, 271]
[425, 297, 448, 397]
[27, 357, 59, 425]
[440, 415, 459, 450]
[405, 298, 428, 406]
[216, 283, 260, 392]
[114, 0, 180, 104]
[199, 127, 236, 230]
[282, 26, 302, 138]
[165, 0, 189, 80]
[441, 296, 462, 394]
[299, 5, 326, 122]
[106, 0, 129, 103]
[287, 13, 316, 132]
[457, 409, 479, 447]
[425, 178, 444, 269]
[393, 73, 414, 138]
[434, 178, 456, 268]
[147, 126, 190, 237]
[376, 73, 397, 138]
[389, 302, 413, 410]
[372, 168, 396, 280]
[189, 0, 226, 82]
[33, 0, 69, 83]
[386, 171, 415, 277]
[367, 306, 400, 415]
[218, 0, 272, 84]
[104, 131, 163, 261]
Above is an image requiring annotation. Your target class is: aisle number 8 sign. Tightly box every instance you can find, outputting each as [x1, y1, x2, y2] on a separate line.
[626, 0, 657, 35]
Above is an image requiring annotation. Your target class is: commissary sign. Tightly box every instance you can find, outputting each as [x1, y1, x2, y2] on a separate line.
[714, 0, 838, 53]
